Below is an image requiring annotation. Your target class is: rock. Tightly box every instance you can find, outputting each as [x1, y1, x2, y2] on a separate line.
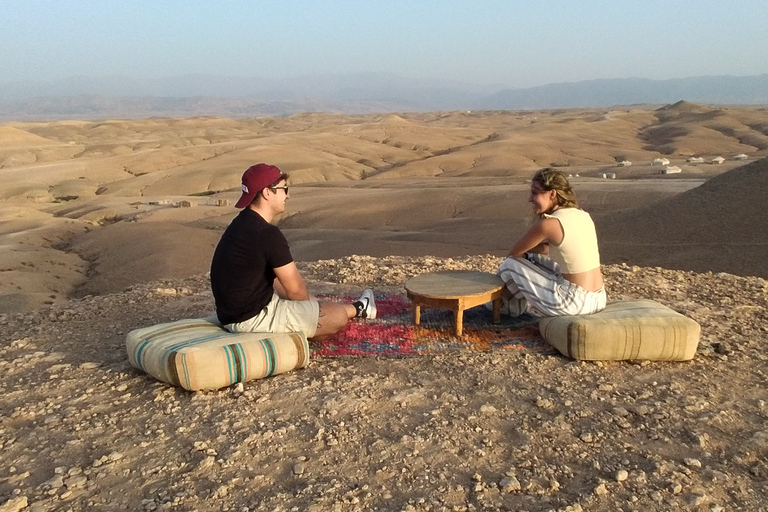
[41, 474, 64, 489]
[688, 431, 710, 448]
[499, 476, 521, 492]
[688, 494, 709, 506]
[536, 397, 554, 409]
[669, 482, 683, 494]
[684, 458, 702, 468]
[633, 405, 651, 416]
[65, 474, 88, 488]
[612, 406, 629, 417]
[748, 431, 768, 449]
[197, 457, 215, 470]
[0, 497, 28, 512]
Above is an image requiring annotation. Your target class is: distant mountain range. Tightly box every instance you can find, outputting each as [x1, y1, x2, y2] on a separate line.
[1, 73, 766, 121]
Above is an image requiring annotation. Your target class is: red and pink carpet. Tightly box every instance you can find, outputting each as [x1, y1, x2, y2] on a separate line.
[312, 293, 553, 357]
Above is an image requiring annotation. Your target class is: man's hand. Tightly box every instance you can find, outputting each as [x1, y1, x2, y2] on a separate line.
[273, 262, 310, 301]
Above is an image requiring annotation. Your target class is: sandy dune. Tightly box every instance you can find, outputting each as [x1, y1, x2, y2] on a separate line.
[1, 102, 767, 314]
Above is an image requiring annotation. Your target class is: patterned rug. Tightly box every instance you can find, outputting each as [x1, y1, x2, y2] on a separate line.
[312, 292, 554, 357]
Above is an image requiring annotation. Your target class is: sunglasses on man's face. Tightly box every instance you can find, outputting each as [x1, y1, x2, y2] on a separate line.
[269, 185, 289, 194]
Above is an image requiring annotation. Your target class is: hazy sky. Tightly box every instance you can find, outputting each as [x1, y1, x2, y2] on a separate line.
[2, 0, 767, 88]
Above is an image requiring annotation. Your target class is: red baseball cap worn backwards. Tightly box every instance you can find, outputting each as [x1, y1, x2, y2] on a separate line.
[235, 163, 283, 208]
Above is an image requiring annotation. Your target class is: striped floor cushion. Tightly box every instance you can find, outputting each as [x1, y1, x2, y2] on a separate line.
[126, 318, 309, 391]
[539, 299, 701, 361]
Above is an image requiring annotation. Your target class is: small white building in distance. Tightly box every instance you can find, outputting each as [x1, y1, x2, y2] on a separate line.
[652, 157, 670, 166]
[711, 156, 725, 164]
[600, 172, 617, 179]
[734, 153, 748, 160]
[662, 166, 682, 174]
[687, 156, 705, 163]
[616, 160, 632, 167]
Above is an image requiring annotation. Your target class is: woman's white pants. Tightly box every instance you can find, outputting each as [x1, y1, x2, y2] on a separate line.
[497, 254, 606, 317]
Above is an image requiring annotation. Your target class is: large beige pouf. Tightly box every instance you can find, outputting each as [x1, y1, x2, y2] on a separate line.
[539, 299, 701, 361]
[126, 318, 309, 391]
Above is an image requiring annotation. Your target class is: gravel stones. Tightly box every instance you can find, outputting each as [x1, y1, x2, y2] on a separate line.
[0, 259, 765, 510]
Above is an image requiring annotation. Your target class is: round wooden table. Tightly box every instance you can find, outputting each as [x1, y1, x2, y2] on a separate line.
[404, 270, 505, 336]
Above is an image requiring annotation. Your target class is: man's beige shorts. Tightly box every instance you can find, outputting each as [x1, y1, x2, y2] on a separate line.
[224, 293, 319, 338]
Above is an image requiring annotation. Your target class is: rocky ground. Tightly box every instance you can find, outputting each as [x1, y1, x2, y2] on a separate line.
[1, 255, 767, 512]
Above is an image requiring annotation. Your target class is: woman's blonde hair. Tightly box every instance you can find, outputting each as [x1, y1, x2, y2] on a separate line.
[532, 168, 579, 209]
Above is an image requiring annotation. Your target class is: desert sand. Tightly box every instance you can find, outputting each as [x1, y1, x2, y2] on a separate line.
[1, 103, 768, 511]
[2, 102, 767, 314]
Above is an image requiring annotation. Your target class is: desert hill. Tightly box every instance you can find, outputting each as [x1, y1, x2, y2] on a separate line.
[2, 105, 768, 314]
[5, 105, 767, 186]
[596, 157, 768, 277]
[642, 101, 768, 157]
[0, 125, 59, 147]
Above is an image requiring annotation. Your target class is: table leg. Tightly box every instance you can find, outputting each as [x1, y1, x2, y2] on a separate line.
[413, 304, 421, 325]
[492, 297, 501, 324]
[454, 308, 463, 336]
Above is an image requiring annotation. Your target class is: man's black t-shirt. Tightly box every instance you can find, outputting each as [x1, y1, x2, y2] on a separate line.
[210, 209, 293, 324]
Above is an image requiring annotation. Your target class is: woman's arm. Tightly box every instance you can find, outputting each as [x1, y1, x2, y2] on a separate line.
[526, 241, 549, 255]
[509, 217, 563, 258]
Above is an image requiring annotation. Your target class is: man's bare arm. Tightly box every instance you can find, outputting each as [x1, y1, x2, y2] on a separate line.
[273, 262, 310, 300]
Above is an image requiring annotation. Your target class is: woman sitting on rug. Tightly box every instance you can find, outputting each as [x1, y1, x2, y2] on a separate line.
[495, 167, 606, 317]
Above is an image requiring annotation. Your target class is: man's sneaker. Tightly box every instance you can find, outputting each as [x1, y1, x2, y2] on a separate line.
[357, 289, 377, 319]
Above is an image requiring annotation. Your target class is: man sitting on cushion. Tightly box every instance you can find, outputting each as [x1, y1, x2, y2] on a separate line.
[211, 163, 375, 341]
